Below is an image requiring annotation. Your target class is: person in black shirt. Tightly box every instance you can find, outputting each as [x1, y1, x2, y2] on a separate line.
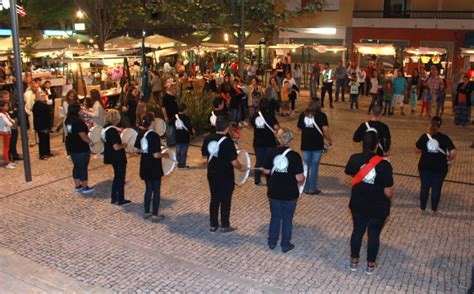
[65, 104, 95, 194]
[32, 91, 52, 160]
[229, 79, 244, 127]
[297, 98, 332, 195]
[261, 127, 305, 253]
[251, 98, 279, 186]
[125, 87, 139, 127]
[353, 104, 391, 157]
[345, 131, 393, 275]
[43, 80, 56, 130]
[175, 103, 194, 169]
[103, 109, 131, 206]
[161, 83, 178, 147]
[416, 116, 456, 216]
[201, 115, 245, 233]
[209, 97, 226, 134]
[135, 112, 170, 222]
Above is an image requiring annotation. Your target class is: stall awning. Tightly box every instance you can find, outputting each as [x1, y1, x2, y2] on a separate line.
[310, 45, 347, 53]
[460, 48, 474, 56]
[33, 38, 71, 50]
[105, 36, 139, 50]
[268, 44, 304, 50]
[405, 47, 447, 55]
[354, 43, 396, 56]
[133, 34, 186, 49]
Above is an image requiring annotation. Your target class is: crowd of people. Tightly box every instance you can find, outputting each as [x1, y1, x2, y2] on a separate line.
[0, 54, 468, 276]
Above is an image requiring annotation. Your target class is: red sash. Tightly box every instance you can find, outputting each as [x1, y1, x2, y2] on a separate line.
[352, 156, 384, 187]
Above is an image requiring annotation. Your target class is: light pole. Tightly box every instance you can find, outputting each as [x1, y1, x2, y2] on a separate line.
[9, 0, 31, 181]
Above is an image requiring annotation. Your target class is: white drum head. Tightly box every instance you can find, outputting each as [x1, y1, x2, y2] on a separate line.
[161, 148, 176, 176]
[298, 163, 308, 195]
[154, 118, 167, 136]
[235, 150, 251, 186]
[88, 126, 104, 154]
[121, 128, 138, 153]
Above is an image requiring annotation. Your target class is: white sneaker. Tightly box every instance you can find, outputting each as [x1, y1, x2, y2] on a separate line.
[5, 163, 15, 169]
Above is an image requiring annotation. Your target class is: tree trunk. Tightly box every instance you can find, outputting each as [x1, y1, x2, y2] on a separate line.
[238, 0, 245, 78]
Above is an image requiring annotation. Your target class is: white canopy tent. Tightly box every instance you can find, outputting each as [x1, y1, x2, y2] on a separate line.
[105, 36, 138, 50]
[133, 34, 186, 49]
[354, 43, 396, 56]
[0, 37, 13, 52]
[405, 47, 447, 56]
[33, 38, 71, 50]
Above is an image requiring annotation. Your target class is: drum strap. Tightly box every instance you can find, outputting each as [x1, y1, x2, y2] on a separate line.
[365, 122, 384, 153]
[175, 114, 189, 132]
[101, 126, 119, 142]
[352, 156, 383, 187]
[311, 118, 324, 137]
[258, 111, 275, 134]
[141, 130, 154, 153]
[271, 148, 292, 175]
[209, 136, 227, 162]
[426, 133, 446, 155]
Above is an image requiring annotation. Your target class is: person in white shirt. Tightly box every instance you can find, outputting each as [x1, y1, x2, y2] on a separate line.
[356, 67, 366, 96]
[0, 99, 15, 169]
[24, 82, 40, 146]
[88, 89, 105, 127]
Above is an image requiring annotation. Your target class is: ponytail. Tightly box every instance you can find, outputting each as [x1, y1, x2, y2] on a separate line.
[141, 112, 155, 128]
[363, 131, 378, 154]
[428, 116, 442, 135]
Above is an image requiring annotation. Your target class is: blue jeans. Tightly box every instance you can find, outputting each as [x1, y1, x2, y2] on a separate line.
[144, 178, 161, 215]
[70, 152, 90, 181]
[303, 150, 323, 193]
[335, 79, 346, 101]
[231, 108, 240, 125]
[350, 212, 386, 263]
[176, 144, 189, 168]
[111, 162, 126, 203]
[350, 94, 359, 109]
[309, 78, 318, 98]
[419, 169, 446, 212]
[166, 124, 176, 147]
[254, 146, 269, 184]
[268, 198, 297, 249]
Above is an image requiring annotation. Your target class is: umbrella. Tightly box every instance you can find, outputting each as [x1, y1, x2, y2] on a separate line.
[133, 34, 186, 49]
[33, 38, 70, 50]
[105, 36, 138, 49]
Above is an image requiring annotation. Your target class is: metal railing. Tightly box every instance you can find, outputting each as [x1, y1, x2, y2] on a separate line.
[353, 10, 474, 19]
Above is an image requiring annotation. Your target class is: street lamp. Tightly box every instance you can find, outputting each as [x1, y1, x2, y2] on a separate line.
[76, 10, 84, 19]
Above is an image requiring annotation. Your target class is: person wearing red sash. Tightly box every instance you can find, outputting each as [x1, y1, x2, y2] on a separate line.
[345, 131, 393, 275]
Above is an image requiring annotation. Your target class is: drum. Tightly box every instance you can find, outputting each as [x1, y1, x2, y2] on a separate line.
[234, 150, 251, 186]
[298, 163, 308, 195]
[120, 128, 138, 153]
[154, 118, 167, 136]
[161, 148, 176, 176]
[88, 126, 104, 154]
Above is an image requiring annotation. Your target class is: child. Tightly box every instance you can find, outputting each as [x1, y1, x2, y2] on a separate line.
[383, 81, 393, 115]
[368, 71, 379, 114]
[0, 100, 14, 169]
[348, 74, 360, 109]
[280, 80, 290, 116]
[420, 86, 432, 117]
[102, 109, 131, 206]
[175, 103, 194, 169]
[436, 87, 446, 117]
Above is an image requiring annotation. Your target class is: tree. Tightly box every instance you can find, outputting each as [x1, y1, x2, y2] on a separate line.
[146, 0, 290, 76]
[74, 0, 144, 50]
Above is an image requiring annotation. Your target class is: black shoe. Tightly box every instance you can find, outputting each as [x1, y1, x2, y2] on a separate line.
[268, 243, 276, 250]
[12, 155, 23, 161]
[209, 226, 219, 233]
[111, 199, 117, 204]
[220, 226, 237, 233]
[314, 189, 322, 195]
[118, 199, 131, 206]
[282, 243, 295, 253]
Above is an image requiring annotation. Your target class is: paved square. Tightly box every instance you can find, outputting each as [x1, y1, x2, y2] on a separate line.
[0, 92, 472, 293]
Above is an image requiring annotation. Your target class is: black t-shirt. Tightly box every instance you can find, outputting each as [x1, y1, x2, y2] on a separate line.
[353, 120, 391, 156]
[175, 113, 193, 144]
[103, 125, 127, 165]
[127, 98, 138, 127]
[201, 133, 237, 182]
[135, 130, 163, 180]
[65, 117, 90, 154]
[345, 152, 393, 219]
[416, 132, 455, 173]
[32, 101, 51, 131]
[162, 93, 178, 123]
[297, 112, 328, 151]
[208, 109, 228, 134]
[263, 147, 304, 201]
[229, 87, 243, 110]
[251, 112, 278, 147]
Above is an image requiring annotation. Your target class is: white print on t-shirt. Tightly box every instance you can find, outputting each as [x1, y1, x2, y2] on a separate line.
[140, 130, 154, 154]
[255, 116, 265, 128]
[175, 114, 188, 131]
[304, 116, 315, 128]
[207, 136, 227, 162]
[66, 124, 72, 134]
[272, 155, 289, 173]
[360, 164, 376, 184]
[210, 111, 217, 126]
[426, 134, 446, 155]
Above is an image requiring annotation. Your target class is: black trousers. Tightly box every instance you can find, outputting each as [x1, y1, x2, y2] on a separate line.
[111, 162, 127, 203]
[208, 178, 234, 228]
[37, 130, 50, 157]
[9, 128, 19, 159]
[350, 212, 386, 263]
[321, 82, 333, 107]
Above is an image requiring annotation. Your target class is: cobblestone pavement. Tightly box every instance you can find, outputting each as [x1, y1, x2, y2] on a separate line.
[0, 91, 472, 293]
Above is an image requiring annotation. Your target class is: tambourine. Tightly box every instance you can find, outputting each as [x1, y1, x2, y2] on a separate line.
[235, 150, 251, 186]
[154, 118, 167, 136]
[161, 148, 176, 176]
[298, 163, 308, 196]
[120, 128, 138, 153]
[88, 126, 104, 154]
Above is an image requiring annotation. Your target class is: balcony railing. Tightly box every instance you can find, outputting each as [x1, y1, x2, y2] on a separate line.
[353, 10, 474, 19]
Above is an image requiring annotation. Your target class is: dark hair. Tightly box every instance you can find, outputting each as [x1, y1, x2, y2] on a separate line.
[178, 103, 187, 112]
[305, 98, 321, 117]
[142, 112, 155, 128]
[0, 90, 9, 99]
[269, 77, 278, 85]
[212, 97, 223, 108]
[428, 116, 442, 134]
[65, 104, 81, 125]
[66, 89, 80, 105]
[258, 98, 271, 113]
[90, 89, 102, 105]
[371, 104, 383, 116]
[363, 131, 379, 153]
[0, 99, 7, 109]
[215, 115, 229, 132]
[43, 80, 51, 85]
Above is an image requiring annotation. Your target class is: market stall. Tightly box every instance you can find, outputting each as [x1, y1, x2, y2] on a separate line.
[353, 43, 396, 76]
[404, 47, 448, 78]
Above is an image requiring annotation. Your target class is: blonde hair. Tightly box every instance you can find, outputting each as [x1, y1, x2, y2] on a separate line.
[277, 127, 294, 146]
[105, 109, 121, 125]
